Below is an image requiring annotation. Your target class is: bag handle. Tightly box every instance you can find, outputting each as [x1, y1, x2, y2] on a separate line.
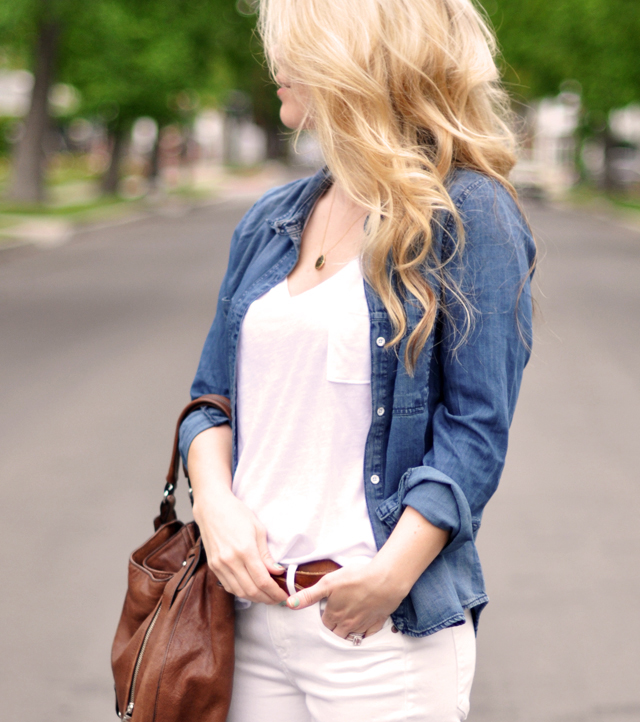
[157, 394, 231, 528]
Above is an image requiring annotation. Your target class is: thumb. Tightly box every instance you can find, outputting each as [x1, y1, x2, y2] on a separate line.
[255, 528, 284, 575]
[287, 581, 328, 610]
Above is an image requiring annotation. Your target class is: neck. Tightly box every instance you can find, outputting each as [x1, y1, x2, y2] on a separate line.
[329, 179, 365, 216]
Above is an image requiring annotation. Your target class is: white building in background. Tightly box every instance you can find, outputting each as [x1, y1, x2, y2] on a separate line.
[512, 93, 581, 197]
[610, 105, 640, 145]
[131, 117, 158, 155]
[0, 70, 33, 116]
[0, 70, 79, 118]
[235, 119, 267, 166]
[608, 105, 640, 185]
[193, 109, 268, 167]
[193, 110, 224, 162]
[289, 131, 324, 169]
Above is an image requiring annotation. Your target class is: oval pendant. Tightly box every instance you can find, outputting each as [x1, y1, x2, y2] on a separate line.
[315, 255, 326, 270]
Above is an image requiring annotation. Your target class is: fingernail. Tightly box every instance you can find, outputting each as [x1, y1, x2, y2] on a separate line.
[275, 563, 284, 569]
[278, 601, 287, 607]
[288, 596, 300, 608]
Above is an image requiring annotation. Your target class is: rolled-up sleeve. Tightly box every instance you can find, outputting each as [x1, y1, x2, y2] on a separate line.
[178, 405, 230, 470]
[401, 179, 536, 553]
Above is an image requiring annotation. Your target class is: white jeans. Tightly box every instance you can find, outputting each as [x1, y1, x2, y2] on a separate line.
[227, 602, 476, 722]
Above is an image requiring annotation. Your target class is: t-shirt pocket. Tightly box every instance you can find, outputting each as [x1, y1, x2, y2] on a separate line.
[326, 310, 371, 384]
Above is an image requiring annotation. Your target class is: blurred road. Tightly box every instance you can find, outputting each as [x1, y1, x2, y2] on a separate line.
[0, 195, 639, 722]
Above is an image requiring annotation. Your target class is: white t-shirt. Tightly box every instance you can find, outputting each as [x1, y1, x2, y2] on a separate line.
[233, 257, 377, 567]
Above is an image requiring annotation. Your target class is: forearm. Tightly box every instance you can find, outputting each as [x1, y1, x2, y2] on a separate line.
[370, 506, 449, 597]
[187, 425, 233, 513]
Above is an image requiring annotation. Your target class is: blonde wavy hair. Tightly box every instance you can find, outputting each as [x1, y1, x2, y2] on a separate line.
[258, 0, 518, 371]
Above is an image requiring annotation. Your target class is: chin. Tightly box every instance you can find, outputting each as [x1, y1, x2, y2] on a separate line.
[280, 108, 305, 130]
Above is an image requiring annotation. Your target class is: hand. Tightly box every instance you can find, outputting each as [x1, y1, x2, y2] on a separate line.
[193, 489, 288, 605]
[188, 425, 287, 605]
[284, 507, 450, 638]
[286, 560, 404, 638]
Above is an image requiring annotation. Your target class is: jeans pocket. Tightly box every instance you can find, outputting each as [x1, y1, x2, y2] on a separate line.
[316, 602, 394, 647]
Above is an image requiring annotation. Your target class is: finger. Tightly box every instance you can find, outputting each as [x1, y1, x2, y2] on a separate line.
[212, 567, 243, 598]
[255, 529, 285, 576]
[212, 553, 274, 604]
[320, 613, 339, 632]
[211, 539, 280, 603]
[330, 622, 359, 640]
[245, 555, 288, 603]
[208, 562, 235, 593]
[208, 554, 246, 595]
[287, 581, 328, 610]
[364, 621, 385, 637]
[230, 565, 277, 604]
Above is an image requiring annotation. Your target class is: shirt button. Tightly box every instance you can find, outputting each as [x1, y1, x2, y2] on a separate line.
[370, 474, 380, 484]
[377, 406, 385, 416]
[376, 336, 385, 347]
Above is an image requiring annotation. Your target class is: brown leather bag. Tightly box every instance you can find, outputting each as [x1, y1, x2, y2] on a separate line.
[111, 395, 235, 722]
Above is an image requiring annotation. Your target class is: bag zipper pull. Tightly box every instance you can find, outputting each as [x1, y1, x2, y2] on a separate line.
[120, 702, 134, 720]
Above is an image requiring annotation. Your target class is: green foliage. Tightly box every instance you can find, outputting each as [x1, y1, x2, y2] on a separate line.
[486, 0, 640, 120]
[0, 0, 274, 134]
[0, 118, 18, 156]
[4, 0, 638, 139]
[58, 0, 250, 132]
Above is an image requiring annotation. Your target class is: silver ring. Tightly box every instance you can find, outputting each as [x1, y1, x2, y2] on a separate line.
[345, 632, 365, 646]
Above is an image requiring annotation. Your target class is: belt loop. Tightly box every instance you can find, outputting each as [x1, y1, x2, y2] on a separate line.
[286, 563, 299, 597]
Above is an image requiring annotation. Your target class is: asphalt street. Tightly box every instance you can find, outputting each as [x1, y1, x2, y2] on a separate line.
[0, 192, 638, 722]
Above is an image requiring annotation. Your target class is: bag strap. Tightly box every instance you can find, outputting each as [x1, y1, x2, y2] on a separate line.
[157, 394, 231, 528]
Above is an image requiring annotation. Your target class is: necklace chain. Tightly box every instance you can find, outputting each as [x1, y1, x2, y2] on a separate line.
[315, 189, 366, 270]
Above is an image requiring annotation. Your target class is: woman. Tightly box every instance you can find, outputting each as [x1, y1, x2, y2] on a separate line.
[179, 0, 535, 720]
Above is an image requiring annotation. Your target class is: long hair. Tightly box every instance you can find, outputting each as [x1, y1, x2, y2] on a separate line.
[258, 0, 519, 371]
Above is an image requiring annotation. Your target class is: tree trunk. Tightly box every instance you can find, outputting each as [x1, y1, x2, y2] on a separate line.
[147, 132, 161, 188]
[7, 20, 59, 204]
[602, 125, 620, 193]
[101, 130, 126, 196]
[574, 129, 589, 185]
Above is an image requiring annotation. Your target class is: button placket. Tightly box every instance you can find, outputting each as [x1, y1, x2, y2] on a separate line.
[365, 318, 390, 504]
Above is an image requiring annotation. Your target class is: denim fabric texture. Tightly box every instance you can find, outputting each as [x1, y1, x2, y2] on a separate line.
[179, 166, 536, 637]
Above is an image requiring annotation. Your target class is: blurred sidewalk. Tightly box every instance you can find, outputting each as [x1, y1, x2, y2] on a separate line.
[0, 160, 313, 250]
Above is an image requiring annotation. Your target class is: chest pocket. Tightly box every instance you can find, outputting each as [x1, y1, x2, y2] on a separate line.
[327, 310, 372, 384]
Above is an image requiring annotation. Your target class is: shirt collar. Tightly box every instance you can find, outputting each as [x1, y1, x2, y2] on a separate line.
[267, 165, 333, 239]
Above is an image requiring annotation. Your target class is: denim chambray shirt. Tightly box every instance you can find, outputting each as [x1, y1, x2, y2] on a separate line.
[178, 166, 535, 637]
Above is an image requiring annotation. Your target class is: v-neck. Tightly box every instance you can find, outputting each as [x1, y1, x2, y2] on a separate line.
[285, 256, 360, 299]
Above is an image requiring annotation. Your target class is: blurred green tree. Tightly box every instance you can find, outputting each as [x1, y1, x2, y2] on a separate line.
[59, 0, 247, 194]
[0, 0, 62, 202]
[491, 0, 640, 110]
[1, 0, 280, 201]
[489, 0, 640, 185]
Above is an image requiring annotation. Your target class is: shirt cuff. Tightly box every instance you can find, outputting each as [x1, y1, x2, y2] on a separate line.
[399, 467, 475, 554]
[178, 407, 230, 471]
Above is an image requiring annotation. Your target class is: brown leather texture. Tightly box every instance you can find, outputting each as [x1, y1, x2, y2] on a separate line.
[111, 395, 235, 721]
[271, 559, 341, 595]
